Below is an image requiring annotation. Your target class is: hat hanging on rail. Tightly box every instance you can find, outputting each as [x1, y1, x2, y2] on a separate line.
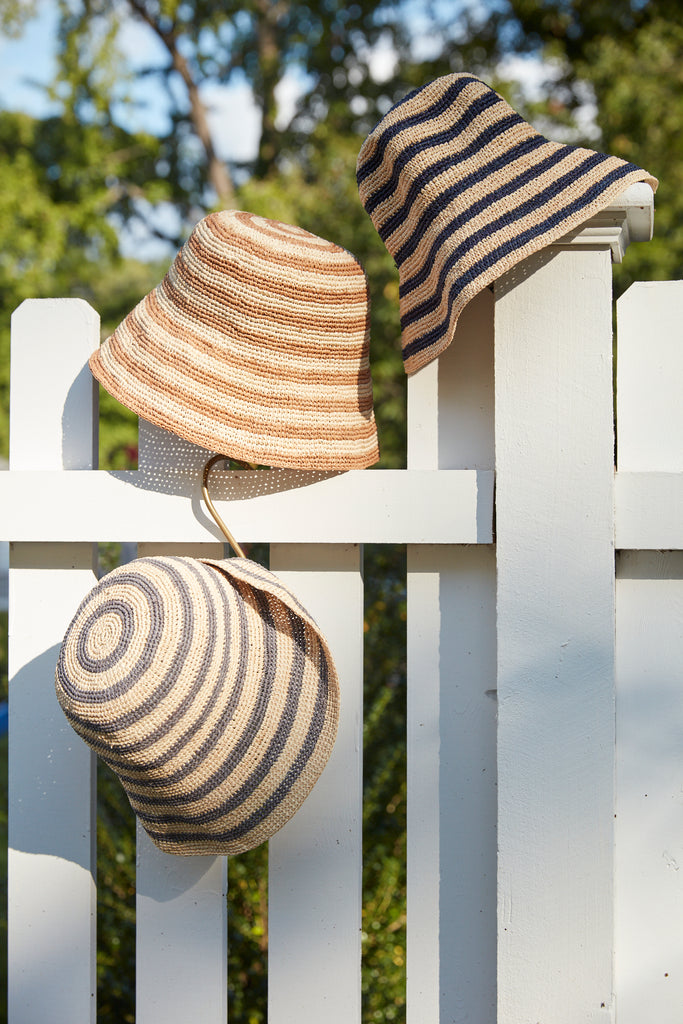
[356, 73, 658, 376]
[55, 455, 340, 857]
[90, 209, 379, 470]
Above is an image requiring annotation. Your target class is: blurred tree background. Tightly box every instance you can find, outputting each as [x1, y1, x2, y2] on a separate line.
[0, 0, 680, 1021]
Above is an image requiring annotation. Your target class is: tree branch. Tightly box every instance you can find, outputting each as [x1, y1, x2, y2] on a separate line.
[126, 0, 234, 206]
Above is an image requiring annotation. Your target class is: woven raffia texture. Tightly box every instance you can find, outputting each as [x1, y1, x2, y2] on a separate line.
[357, 73, 658, 375]
[55, 556, 339, 856]
[91, 211, 379, 469]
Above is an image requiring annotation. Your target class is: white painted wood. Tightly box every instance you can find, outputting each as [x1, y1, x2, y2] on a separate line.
[405, 548, 440, 1021]
[554, 182, 655, 262]
[135, 825, 228, 1023]
[615, 551, 683, 1024]
[615, 472, 683, 549]
[615, 280, 683, 1022]
[5, 464, 681, 550]
[406, 546, 498, 1024]
[0, 466, 494, 544]
[406, 359, 440, 469]
[617, 281, 683, 472]
[437, 288, 495, 472]
[406, 290, 497, 1024]
[495, 247, 617, 1023]
[268, 544, 364, 1024]
[438, 546, 497, 1023]
[133, 418, 229, 1023]
[8, 299, 98, 1024]
[9, 298, 99, 471]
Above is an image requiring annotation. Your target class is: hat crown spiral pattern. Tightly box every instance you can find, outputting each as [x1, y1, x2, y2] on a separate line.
[90, 210, 379, 469]
[55, 556, 339, 855]
[357, 73, 658, 375]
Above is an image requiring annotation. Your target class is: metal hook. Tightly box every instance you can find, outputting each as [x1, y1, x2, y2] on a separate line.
[201, 453, 254, 558]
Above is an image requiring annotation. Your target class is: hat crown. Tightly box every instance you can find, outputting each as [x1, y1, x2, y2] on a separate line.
[56, 556, 339, 855]
[90, 210, 379, 469]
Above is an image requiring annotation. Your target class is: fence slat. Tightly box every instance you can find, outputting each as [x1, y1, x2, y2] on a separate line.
[407, 290, 497, 1023]
[0, 466, 494, 545]
[134, 420, 229, 1024]
[8, 299, 99, 1024]
[615, 281, 683, 1022]
[616, 281, 683, 472]
[135, 823, 228, 1023]
[268, 543, 364, 1024]
[615, 551, 683, 1023]
[494, 248, 616, 1023]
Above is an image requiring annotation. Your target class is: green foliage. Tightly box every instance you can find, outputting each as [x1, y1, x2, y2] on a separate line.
[362, 546, 407, 1022]
[0, 106, 164, 459]
[96, 763, 136, 1023]
[227, 848, 269, 1021]
[503, 0, 683, 290]
[0, 0, 38, 37]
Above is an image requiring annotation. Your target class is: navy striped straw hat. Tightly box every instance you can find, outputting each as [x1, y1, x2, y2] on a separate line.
[55, 555, 339, 856]
[357, 73, 658, 375]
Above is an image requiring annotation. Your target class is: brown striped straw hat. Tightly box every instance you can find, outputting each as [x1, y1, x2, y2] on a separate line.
[55, 555, 339, 855]
[357, 73, 658, 375]
[90, 210, 379, 469]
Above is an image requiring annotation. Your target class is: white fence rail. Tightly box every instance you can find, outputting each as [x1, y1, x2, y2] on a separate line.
[3, 183, 682, 1023]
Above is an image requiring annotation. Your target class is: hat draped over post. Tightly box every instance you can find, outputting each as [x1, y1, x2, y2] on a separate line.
[357, 73, 658, 375]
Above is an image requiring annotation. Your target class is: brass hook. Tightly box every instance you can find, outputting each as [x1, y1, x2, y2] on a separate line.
[201, 453, 254, 558]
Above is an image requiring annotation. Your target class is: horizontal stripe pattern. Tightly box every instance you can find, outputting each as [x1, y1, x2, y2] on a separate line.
[55, 555, 339, 855]
[90, 211, 379, 469]
[357, 73, 657, 374]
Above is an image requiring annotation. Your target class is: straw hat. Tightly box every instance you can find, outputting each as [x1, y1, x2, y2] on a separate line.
[55, 555, 339, 856]
[356, 73, 658, 375]
[90, 210, 379, 469]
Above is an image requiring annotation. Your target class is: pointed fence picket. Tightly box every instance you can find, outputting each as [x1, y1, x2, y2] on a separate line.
[615, 281, 683, 1024]
[3, 181, 682, 1024]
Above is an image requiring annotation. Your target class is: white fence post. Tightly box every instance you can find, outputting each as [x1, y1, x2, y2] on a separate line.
[615, 281, 683, 1024]
[406, 288, 497, 1023]
[495, 244, 617, 1023]
[8, 298, 99, 1024]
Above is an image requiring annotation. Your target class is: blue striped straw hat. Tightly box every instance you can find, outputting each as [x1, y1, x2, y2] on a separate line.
[55, 555, 338, 855]
[357, 74, 658, 375]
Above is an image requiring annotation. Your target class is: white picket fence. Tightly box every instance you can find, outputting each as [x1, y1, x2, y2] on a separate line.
[2, 180, 682, 1023]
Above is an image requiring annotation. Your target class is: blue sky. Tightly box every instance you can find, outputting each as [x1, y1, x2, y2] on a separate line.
[0, 2, 265, 157]
[0, 5, 60, 118]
